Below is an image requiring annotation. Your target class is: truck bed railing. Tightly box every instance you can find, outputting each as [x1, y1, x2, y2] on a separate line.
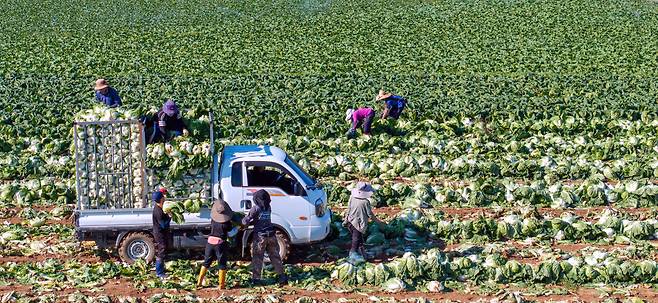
[73, 119, 148, 210]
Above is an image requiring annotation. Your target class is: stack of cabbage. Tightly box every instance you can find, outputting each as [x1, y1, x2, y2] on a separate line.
[331, 247, 658, 288]
[331, 249, 450, 288]
[144, 113, 212, 221]
[0, 178, 73, 206]
[146, 138, 211, 197]
[423, 208, 658, 243]
[73, 106, 146, 209]
[145, 134, 211, 215]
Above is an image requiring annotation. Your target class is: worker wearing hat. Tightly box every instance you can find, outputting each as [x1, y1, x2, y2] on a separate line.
[242, 190, 288, 286]
[376, 90, 407, 120]
[94, 79, 122, 108]
[343, 182, 384, 263]
[152, 188, 171, 280]
[345, 107, 376, 138]
[150, 99, 189, 143]
[196, 197, 240, 289]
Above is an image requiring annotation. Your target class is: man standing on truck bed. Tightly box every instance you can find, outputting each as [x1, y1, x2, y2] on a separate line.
[242, 190, 288, 286]
[152, 189, 171, 280]
[149, 99, 188, 143]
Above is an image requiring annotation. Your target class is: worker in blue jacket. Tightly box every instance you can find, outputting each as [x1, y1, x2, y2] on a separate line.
[94, 79, 122, 107]
[152, 189, 171, 280]
[376, 90, 407, 120]
[242, 190, 288, 286]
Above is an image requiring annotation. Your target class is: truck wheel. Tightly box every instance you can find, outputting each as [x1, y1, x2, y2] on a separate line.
[118, 232, 155, 264]
[250, 229, 290, 263]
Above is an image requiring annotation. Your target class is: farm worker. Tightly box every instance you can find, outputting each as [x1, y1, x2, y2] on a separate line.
[197, 198, 239, 289]
[343, 181, 383, 263]
[242, 190, 288, 286]
[152, 189, 171, 280]
[150, 99, 189, 143]
[94, 79, 122, 107]
[345, 107, 375, 138]
[376, 90, 407, 120]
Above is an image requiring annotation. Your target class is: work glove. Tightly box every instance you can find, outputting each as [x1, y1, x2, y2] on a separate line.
[346, 128, 356, 138]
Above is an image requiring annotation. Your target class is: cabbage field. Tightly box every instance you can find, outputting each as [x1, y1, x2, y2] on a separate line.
[2, 0, 658, 302]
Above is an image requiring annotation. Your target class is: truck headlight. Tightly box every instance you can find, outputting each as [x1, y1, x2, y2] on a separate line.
[315, 198, 326, 217]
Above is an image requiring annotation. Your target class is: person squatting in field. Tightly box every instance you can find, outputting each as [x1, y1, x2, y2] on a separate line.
[242, 190, 289, 286]
[94, 79, 122, 107]
[343, 182, 384, 263]
[345, 107, 376, 138]
[152, 188, 171, 280]
[196, 198, 241, 289]
[377, 90, 407, 120]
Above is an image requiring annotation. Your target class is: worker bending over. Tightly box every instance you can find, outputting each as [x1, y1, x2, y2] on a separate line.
[345, 107, 375, 138]
[377, 90, 407, 120]
[149, 99, 188, 143]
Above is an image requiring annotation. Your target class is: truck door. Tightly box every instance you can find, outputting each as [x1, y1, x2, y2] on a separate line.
[223, 161, 247, 212]
[244, 162, 311, 243]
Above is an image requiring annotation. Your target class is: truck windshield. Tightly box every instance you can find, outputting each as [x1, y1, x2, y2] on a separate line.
[285, 156, 315, 186]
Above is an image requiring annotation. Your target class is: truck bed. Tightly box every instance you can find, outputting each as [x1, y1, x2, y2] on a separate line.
[76, 207, 212, 232]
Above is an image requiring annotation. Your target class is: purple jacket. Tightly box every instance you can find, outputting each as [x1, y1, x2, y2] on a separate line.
[352, 108, 375, 129]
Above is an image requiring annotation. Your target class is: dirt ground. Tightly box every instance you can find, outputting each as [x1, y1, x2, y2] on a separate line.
[1, 279, 657, 302]
[1, 205, 657, 302]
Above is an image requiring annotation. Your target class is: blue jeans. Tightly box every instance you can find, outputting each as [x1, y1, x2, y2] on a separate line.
[155, 258, 166, 277]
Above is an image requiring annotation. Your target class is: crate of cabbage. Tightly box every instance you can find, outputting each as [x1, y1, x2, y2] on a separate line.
[73, 106, 214, 210]
[72, 106, 332, 263]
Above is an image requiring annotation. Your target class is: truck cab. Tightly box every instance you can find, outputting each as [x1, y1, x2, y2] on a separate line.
[217, 145, 330, 248]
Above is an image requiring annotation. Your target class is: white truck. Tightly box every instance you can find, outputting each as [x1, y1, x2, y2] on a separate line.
[73, 116, 331, 263]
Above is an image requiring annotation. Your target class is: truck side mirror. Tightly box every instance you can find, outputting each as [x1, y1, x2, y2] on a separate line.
[241, 200, 252, 209]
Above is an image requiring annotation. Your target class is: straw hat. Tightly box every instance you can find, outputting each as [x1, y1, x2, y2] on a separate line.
[376, 90, 392, 101]
[211, 198, 233, 223]
[351, 181, 374, 199]
[94, 79, 109, 91]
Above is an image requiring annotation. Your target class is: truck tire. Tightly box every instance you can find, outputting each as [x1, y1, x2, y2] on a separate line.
[118, 232, 155, 264]
[249, 229, 290, 263]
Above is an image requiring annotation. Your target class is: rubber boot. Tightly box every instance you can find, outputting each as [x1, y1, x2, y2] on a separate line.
[278, 274, 288, 286]
[348, 251, 365, 264]
[196, 266, 208, 288]
[218, 269, 227, 290]
[359, 246, 367, 260]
